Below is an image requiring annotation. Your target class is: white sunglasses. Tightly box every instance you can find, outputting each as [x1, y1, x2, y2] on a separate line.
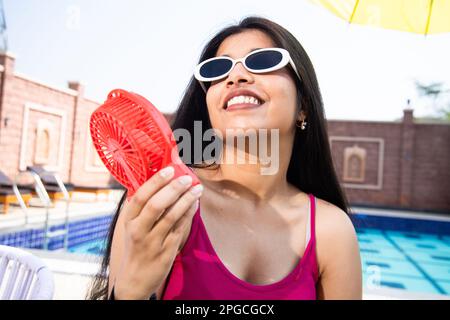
[194, 47, 301, 92]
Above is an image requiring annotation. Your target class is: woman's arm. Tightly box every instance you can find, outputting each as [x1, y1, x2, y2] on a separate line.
[315, 201, 362, 300]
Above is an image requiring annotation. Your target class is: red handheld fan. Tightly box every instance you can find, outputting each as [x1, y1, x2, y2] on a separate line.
[89, 89, 200, 198]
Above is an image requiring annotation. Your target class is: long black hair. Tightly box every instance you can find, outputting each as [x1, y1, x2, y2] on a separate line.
[87, 15, 350, 300]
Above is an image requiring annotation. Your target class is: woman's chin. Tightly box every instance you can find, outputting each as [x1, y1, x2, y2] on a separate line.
[216, 123, 277, 134]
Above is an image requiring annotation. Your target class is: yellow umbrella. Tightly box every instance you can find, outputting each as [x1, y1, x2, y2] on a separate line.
[309, 0, 450, 35]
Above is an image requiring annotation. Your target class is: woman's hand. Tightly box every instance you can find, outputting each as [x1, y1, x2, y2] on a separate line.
[113, 166, 203, 299]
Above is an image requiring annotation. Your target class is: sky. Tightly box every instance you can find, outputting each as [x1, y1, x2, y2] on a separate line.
[4, 0, 450, 121]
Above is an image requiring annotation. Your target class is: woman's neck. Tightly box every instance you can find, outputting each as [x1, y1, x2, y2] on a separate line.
[217, 162, 289, 201]
[198, 135, 296, 203]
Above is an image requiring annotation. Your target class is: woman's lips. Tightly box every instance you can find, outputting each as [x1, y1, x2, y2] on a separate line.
[225, 102, 264, 111]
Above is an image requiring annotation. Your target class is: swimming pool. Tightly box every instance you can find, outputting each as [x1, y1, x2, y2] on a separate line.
[68, 238, 106, 255]
[67, 213, 450, 297]
[357, 227, 450, 296]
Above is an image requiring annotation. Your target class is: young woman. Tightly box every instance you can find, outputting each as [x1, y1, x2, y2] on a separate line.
[88, 16, 362, 300]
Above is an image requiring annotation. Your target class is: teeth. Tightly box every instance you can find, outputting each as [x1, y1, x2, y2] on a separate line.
[226, 95, 261, 108]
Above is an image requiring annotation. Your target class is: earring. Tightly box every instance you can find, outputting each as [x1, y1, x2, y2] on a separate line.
[301, 120, 307, 130]
[296, 119, 307, 130]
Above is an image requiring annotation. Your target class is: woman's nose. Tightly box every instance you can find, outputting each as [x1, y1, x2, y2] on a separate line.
[226, 62, 254, 87]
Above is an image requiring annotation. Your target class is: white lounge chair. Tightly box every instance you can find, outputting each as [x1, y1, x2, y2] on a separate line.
[0, 245, 54, 299]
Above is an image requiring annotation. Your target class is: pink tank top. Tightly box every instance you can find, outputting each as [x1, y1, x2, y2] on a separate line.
[162, 193, 319, 300]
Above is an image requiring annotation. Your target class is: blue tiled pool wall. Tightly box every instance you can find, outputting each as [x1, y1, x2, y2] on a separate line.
[350, 213, 450, 235]
[0, 214, 113, 251]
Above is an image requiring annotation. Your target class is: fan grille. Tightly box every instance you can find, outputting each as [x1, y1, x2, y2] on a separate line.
[90, 90, 172, 195]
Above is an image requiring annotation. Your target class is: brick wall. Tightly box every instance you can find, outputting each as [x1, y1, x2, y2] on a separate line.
[0, 53, 76, 182]
[411, 123, 450, 211]
[0, 52, 107, 187]
[328, 113, 450, 213]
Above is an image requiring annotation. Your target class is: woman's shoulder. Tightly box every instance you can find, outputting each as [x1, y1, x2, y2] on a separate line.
[313, 196, 359, 274]
[313, 196, 354, 230]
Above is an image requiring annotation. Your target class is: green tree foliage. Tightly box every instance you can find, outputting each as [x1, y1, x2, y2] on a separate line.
[415, 81, 450, 121]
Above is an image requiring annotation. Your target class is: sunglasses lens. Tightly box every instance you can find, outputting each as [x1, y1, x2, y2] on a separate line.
[199, 59, 233, 79]
[246, 50, 283, 71]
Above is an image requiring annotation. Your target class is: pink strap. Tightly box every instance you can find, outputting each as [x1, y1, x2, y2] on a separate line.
[309, 194, 316, 243]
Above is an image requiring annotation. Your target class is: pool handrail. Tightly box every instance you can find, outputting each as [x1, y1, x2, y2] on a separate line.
[12, 170, 52, 225]
[29, 170, 71, 251]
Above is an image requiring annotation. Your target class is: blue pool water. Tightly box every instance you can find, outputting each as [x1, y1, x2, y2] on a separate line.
[68, 238, 107, 255]
[358, 227, 450, 296]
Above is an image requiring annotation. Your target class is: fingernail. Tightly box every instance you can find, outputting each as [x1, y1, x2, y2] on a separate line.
[190, 184, 203, 196]
[178, 175, 193, 186]
[194, 199, 200, 211]
[159, 166, 174, 178]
